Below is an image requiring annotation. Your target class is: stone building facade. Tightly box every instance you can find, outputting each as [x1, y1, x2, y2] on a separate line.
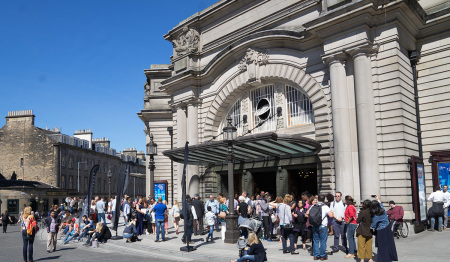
[0, 110, 146, 214]
[139, 0, 450, 222]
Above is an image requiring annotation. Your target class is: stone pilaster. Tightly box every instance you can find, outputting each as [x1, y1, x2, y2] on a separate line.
[351, 49, 380, 200]
[325, 54, 355, 196]
[176, 105, 187, 201]
[187, 101, 199, 195]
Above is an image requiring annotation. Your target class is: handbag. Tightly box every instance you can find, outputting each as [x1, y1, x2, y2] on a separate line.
[218, 211, 227, 219]
[270, 214, 279, 223]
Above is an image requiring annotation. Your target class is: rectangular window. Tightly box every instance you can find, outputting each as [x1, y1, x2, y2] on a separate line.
[84, 177, 88, 192]
[62, 175, 66, 189]
[91, 160, 95, 167]
[84, 159, 88, 170]
[285, 85, 314, 126]
[251, 85, 276, 133]
[7, 199, 19, 214]
[69, 157, 73, 168]
[69, 176, 73, 189]
[20, 158, 24, 168]
[103, 163, 106, 173]
[62, 156, 66, 167]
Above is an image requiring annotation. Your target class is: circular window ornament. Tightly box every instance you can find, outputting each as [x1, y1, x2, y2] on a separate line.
[255, 98, 271, 120]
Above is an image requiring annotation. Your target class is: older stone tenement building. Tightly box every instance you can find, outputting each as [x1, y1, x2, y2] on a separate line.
[139, 0, 450, 225]
[0, 110, 146, 215]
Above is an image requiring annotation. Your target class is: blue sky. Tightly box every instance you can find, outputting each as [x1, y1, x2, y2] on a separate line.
[0, 0, 213, 152]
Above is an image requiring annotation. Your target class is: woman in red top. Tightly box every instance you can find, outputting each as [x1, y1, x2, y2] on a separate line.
[344, 196, 357, 259]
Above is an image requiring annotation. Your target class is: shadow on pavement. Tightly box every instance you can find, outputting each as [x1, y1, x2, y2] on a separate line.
[35, 255, 61, 261]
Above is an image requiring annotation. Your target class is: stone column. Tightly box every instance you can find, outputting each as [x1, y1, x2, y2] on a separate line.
[242, 170, 253, 197]
[187, 102, 199, 196]
[353, 51, 380, 200]
[276, 168, 289, 196]
[176, 105, 187, 201]
[328, 56, 354, 196]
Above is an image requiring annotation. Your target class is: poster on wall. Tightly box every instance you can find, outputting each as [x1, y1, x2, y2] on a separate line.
[417, 163, 427, 222]
[154, 182, 167, 201]
[438, 162, 450, 216]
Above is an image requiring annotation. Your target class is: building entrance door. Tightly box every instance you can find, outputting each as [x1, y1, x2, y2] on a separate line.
[219, 172, 242, 198]
[253, 171, 277, 196]
[288, 167, 317, 197]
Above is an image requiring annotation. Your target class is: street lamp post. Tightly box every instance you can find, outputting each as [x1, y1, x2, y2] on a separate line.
[107, 169, 112, 200]
[223, 116, 239, 244]
[146, 133, 157, 199]
[167, 127, 174, 206]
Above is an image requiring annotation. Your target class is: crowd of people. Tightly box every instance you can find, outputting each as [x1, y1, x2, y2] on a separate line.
[6, 184, 450, 262]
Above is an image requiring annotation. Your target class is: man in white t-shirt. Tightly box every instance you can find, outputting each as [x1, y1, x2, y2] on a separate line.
[330, 191, 347, 253]
[309, 195, 334, 260]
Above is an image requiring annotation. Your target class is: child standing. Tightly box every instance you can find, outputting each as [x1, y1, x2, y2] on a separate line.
[205, 206, 216, 242]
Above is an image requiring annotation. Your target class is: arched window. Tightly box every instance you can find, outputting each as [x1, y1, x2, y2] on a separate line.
[222, 84, 314, 136]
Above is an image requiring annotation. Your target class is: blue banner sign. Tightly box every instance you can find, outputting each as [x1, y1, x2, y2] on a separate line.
[154, 183, 166, 201]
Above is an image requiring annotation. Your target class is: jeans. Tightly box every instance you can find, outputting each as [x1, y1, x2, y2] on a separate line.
[312, 225, 328, 258]
[123, 232, 133, 239]
[2, 223, 7, 233]
[444, 207, 448, 228]
[124, 214, 129, 226]
[237, 250, 255, 262]
[281, 227, 295, 253]
[346, 223, 357, 254]
[63, 231, 79, 243]
[431, 216, 443, 230]
[98, 213, 106, 225]
[332, 220, 347, 251]
[262, 216, 270, 239]
[207, 225, 214, 240]
[62, 226, 70, 235]
[77, 228, 92, 241]
[156, 219, 165, 241]
[22, 230, 34, 262]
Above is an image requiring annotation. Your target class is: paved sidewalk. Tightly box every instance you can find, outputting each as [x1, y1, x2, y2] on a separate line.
[64, 215, 450, 262]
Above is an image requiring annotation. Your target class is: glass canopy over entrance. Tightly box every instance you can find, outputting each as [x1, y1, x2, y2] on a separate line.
[162, 132, 321, 165]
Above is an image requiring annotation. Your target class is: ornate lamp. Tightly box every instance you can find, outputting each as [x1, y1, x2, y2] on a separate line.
[223, 116, 237, 141]
[146, 133, 157, 199]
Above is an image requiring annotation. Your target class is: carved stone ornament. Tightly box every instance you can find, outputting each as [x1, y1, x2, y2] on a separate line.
[172, 26, 200, 56]
[238, 48, 269, 72]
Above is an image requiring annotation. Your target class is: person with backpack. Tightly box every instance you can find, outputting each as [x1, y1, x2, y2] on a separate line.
[306, 195, 334, 261]
[22, 206, 37, 262]
[330, 191, 348, 254]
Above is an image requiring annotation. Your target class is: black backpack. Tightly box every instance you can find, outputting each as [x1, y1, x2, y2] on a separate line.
[309, 203, 325, 227]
